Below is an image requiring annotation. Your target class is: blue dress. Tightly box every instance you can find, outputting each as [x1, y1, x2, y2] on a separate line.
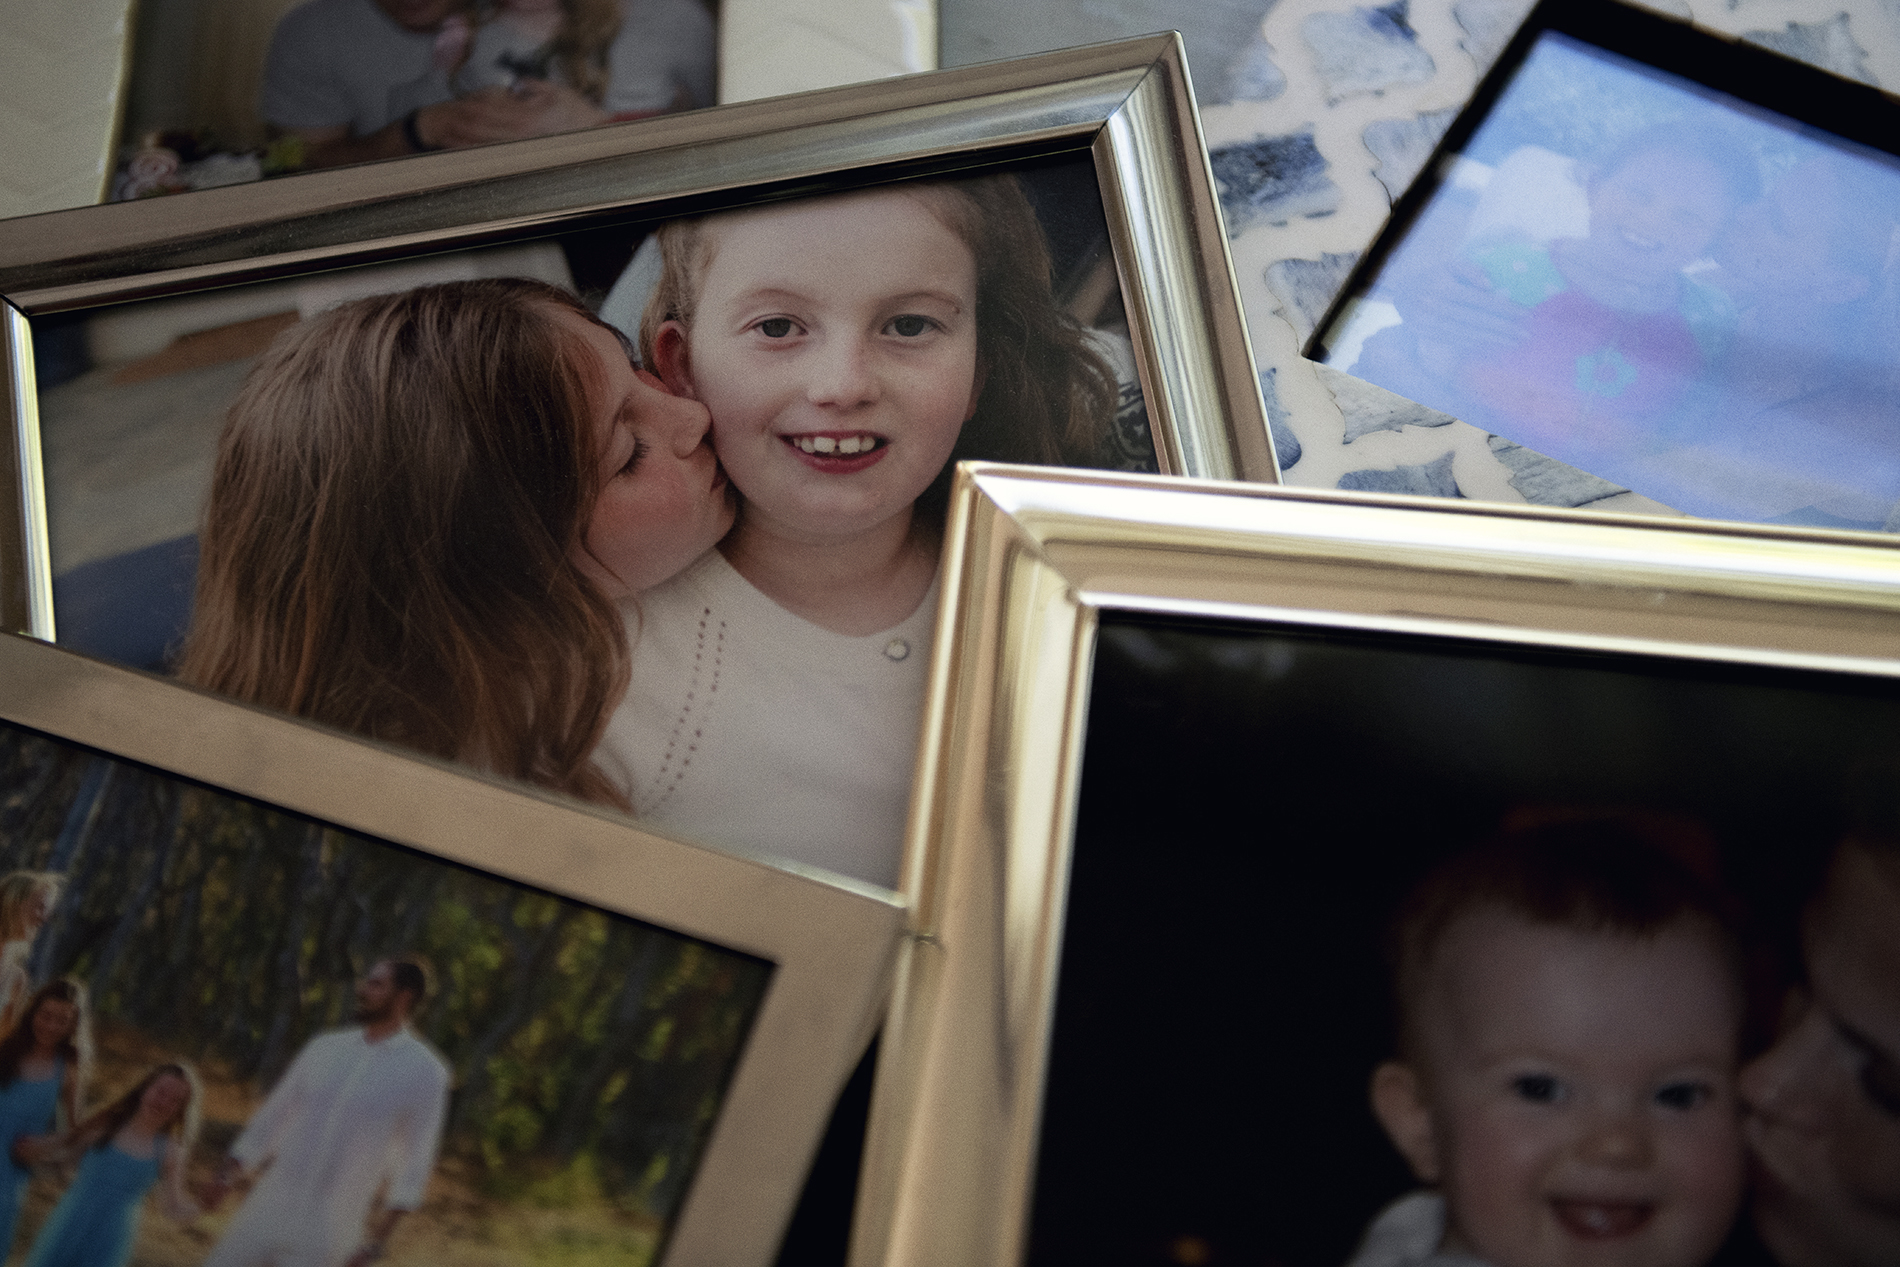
[24, 1139, 161, 1267]
[0, 1062, 62, 1256]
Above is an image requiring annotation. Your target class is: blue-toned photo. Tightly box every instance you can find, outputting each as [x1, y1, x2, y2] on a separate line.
[1324, 34, 1900, 530]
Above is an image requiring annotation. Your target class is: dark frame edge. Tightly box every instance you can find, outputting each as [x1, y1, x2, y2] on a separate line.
[1301, 0, 1900, 364]
[1, 303, 44, 638]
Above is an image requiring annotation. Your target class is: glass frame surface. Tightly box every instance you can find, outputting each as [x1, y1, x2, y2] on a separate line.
[0, 33, 1272, 641]
[0, 629, 906, 1266]
[856, 462, 1900, 1265]
[1253, 0, 1900, 527]
[0, 0, 935, 220]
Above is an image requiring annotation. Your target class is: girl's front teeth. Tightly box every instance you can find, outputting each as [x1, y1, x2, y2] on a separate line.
[794, 435, 879, 455]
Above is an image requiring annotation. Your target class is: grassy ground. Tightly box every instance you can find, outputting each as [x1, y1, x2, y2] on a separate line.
[0, 1022, 665, 1266]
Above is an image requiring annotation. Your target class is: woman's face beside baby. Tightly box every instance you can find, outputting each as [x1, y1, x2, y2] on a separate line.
[554, 307, 734, 599]
[659, 188, 981, 545]
[1392, 910, 1745, 1267]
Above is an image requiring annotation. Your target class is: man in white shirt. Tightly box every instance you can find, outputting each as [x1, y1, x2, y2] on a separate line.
[203, 959, 452, 1267]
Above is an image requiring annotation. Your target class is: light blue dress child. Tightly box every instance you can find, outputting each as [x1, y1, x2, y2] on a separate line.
[24, 1137, 163, 1267]
[0, 1060, 62, 1255]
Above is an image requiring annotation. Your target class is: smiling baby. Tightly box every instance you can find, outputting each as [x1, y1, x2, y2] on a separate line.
[1351, 817, 1747, 1267]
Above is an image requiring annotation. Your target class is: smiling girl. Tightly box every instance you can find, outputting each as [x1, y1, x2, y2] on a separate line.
[602, 176, 1118, 886]
[24, 1062, 204, 1267]
[179, 278, 733, 807]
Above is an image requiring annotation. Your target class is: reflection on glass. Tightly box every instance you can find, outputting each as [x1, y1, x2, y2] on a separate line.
[1322, 34, 1900, 530]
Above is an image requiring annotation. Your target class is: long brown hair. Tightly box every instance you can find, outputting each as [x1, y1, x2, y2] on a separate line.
[176, 279, 631, 807]
[0, 979, 91, 1090]
[639, 174, 1119, 517]
[80, 1063, 200, 1156]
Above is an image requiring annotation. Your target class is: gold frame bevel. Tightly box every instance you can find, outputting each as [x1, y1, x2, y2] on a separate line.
[855, 463, 1900, 1266]
[0, 33, 1272, 639]
[0, 630, 906, 1267]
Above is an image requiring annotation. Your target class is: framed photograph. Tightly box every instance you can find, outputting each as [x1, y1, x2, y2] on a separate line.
[0, 629, 904, 1265]
[0, 0, 932, 220]
[855, 464, 1900, 1264]
[1303, 0, 1900, 530]
[112, 0, 719, 196]
[0, 36, 1271, 892]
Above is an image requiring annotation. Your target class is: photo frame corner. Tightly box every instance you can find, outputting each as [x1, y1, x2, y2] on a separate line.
[1, 33, 1276, 642]
[0, 42, 1281, 1261]
[0, 627, 910, 1266]
[857, 462, 1900, 1264]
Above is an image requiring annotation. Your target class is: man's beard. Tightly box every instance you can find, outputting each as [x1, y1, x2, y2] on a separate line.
[354, 998, 396, 1024]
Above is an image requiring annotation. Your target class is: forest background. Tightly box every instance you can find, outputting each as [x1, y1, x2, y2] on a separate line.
[0, 725, 771, 1266]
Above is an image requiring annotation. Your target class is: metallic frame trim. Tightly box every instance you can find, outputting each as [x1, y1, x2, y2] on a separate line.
[0, 630, 906, 1267]
[0, 35, 1273, 636]
[1266, 0, 1900, 521]
[855, 463, 1900, 1265]
[1, 305, 49, 640]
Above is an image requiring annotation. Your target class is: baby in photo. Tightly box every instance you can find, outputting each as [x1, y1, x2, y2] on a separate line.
[600, 176, 1118, 887]
[1350, 816, 1747, 1267]
[1352, 126, 1756, 468]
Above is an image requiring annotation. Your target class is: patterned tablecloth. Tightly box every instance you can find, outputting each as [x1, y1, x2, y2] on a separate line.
[949, 0, 1900, 521]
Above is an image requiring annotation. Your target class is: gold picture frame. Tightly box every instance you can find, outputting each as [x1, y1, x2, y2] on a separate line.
[858, 462, 1900, 1264]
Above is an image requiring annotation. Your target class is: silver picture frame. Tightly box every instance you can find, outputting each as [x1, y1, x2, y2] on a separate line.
[0, 628, 906, 1265]
[0, 33, 1273, 641]
[857, 462, 1900, 1264]
[0, 0, 934, 221]
[1232, 0, 1900, 528]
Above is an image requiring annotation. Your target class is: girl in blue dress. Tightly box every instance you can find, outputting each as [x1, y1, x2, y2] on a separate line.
[0, 979, 88, 1259]
[25, 1062, 202, 1267]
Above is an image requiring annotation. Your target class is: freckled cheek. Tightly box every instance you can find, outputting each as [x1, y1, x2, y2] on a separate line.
[912, 359, 981, 436]
[701, 385, 783, 441]
[691, 346, 788, 430]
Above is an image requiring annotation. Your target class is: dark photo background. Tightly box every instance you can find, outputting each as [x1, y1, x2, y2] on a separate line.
[1027, 611, 1900, 1266]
